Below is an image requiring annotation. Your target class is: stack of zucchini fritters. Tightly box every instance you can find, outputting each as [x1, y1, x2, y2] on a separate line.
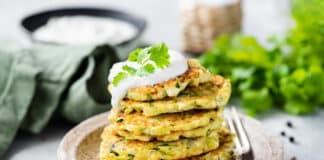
[100, 59, 235, 160]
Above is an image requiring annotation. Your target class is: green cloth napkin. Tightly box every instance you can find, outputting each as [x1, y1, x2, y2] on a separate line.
[0, 41, 120, 157]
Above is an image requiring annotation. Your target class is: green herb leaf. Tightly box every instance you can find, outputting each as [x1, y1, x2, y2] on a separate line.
[150, 43, 170, 68]
[137, 48, 150, 65]
[284, 100, 315, 115]
[110, 143, 119, 156]
[122, 65, 136, 75]
[137, 63, 155, 77]
[242, 88, 273, 116]
[112, 43, 171, 86]
[112, 72, 128, 87]
[116, 118, 124, 123]
[143, 63, 155, 73]
[128, 48, 142, 61]
[128, 154, 135, 159]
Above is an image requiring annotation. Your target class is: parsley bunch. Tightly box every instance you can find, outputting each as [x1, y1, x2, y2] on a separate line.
[199, 0, 324, 115]
[112, 43, 170, 86]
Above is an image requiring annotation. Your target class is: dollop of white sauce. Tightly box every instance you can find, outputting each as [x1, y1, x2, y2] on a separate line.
[33, 16, 137, 45]
[108, 50, 188, 108]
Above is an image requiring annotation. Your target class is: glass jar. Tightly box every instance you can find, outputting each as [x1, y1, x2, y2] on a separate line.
[180, 0, 242, 54]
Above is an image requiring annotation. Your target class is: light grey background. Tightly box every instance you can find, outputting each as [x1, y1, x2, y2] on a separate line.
[0, 0, 323, 160]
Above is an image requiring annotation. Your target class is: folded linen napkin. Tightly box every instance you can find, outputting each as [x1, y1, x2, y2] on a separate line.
[0, 41, 120, 157]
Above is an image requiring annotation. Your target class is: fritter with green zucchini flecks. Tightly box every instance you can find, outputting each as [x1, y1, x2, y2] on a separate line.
[119, 76, 231, 116]
[109, 109, 222, 136]
[180, 127, 236, 160]
[108, 59, 215, 102]
[100, 125, 220, 160]
[114, 117, 223, 142]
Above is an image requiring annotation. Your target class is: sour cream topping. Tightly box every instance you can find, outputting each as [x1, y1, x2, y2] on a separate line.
[108, 50, 188, 108]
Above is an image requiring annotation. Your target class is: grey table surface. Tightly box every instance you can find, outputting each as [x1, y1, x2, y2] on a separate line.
[0, 0, 323, 160]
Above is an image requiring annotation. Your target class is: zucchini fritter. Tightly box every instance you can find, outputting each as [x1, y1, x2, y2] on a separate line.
[100, 126, 220, 160]
[114, 117, 223, 142]
[109, 109, 222, 136]
[109, 59, 215, 102]
[119, 77, 231, 116]
[183, 127, 236, 160]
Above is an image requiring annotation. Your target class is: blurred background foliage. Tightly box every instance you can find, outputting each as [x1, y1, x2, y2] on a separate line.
[199, 0, 324, 115]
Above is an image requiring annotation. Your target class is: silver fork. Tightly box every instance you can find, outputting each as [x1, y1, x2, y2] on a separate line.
[225, 107, 251, 156]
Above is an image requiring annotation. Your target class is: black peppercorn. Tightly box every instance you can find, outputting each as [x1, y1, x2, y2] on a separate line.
[289, 136, 295, 143]
[287, 121, 293, 128]
[280, 131, 286, 136]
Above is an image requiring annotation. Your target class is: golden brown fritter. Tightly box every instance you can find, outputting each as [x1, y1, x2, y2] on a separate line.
[109, 109, 222, 136]
[100, 125, 221, 160]
[108, 59, 215, 102]
[119, 76, 231, 116]
[113, 117, 223, 142]
[183, 127, 236, 160]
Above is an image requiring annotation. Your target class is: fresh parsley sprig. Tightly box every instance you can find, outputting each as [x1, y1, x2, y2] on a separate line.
[112, 43, 170, 86]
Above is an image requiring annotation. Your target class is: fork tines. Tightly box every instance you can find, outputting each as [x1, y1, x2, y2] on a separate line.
[225, 107, 251, 155]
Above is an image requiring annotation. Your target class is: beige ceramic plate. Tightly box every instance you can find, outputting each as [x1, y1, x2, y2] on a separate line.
[57, 112, 284, 160]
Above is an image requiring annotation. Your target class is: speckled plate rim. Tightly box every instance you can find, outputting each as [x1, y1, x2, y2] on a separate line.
[57, 111, 284, 160]
[57, 112, 108, 160]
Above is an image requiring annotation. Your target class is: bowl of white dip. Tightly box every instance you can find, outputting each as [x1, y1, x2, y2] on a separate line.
[21, 7, 146, 59]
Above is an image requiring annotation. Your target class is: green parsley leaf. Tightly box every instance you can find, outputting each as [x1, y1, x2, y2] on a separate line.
[284, 100, 315, 115]
[150, 43, 170, 68]
[112, 72, 128, 86]
[112, 43, 171, 86]
[122, 65, 136, 75]
[242, 88, 273, 116]
[143, 63, 155, 73]
[137, 63, 155, 77]
[137, 48, 150, 65]
[128, 48, 142, 61]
